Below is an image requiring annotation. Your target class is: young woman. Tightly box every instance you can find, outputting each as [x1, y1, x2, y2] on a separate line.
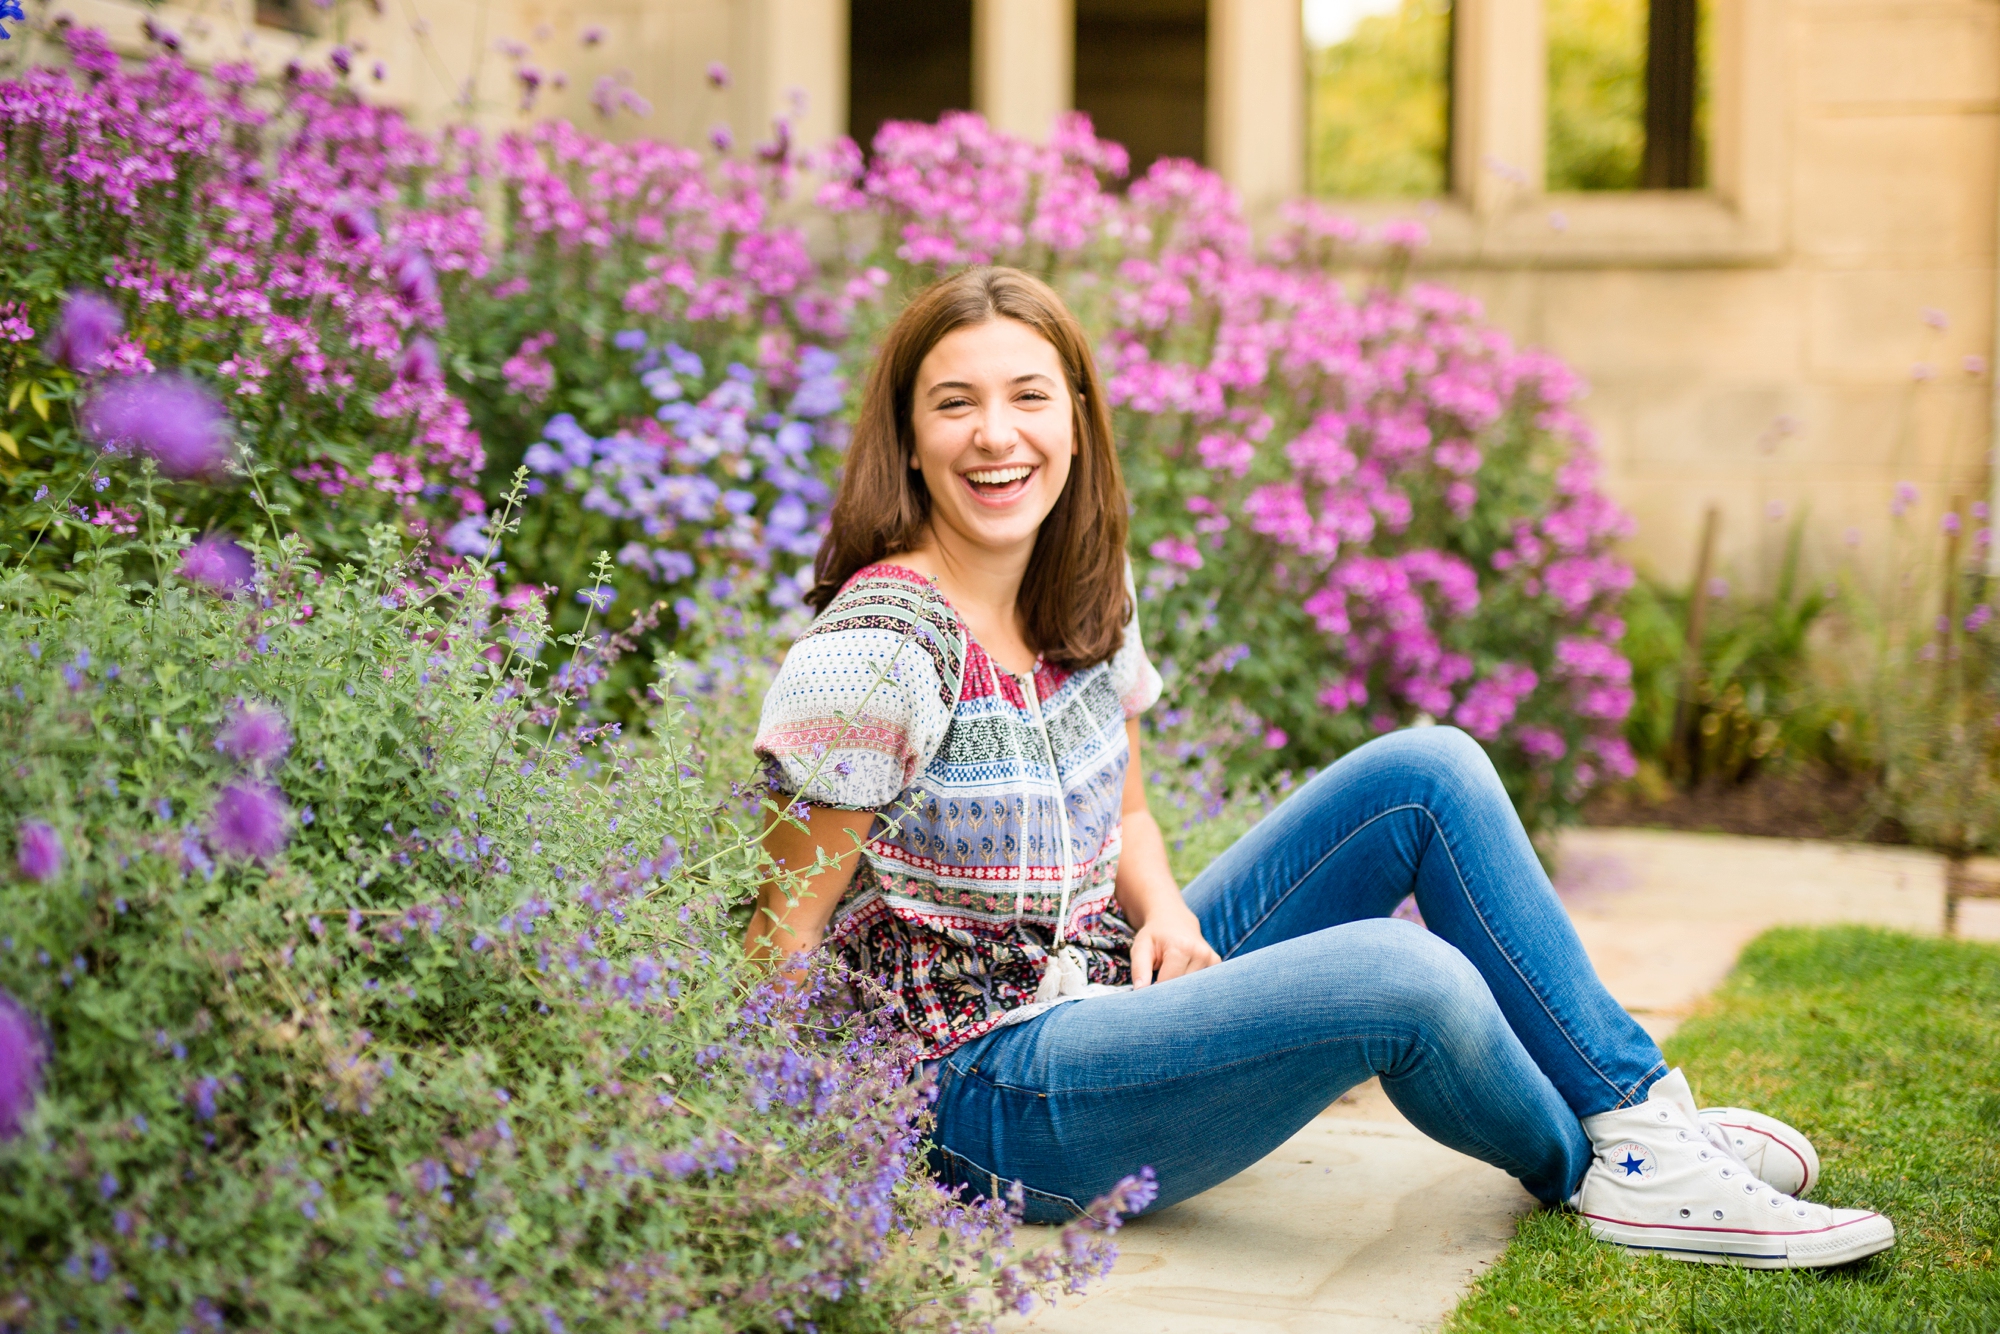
[746, 266, 1894, 1269]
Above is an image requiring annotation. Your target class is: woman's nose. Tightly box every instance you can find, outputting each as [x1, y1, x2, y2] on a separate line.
[971, 405, 1021, 452]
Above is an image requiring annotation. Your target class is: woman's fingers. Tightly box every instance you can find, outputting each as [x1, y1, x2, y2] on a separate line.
[1130, 932, 1157, 988]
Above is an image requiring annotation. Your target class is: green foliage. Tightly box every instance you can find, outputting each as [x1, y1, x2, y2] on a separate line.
[0, 511, 1034, 1331]
[1546, 0, 1648, 191]
[1306, 0, 1453, 198]
[1451, 927, 2000, 1332]
[1621, 522, 1833, 786]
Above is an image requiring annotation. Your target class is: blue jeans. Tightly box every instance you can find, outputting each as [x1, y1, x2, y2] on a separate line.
[926, 726, 1666, 1223]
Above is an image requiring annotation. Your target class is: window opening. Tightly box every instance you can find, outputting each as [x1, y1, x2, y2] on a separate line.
[1303, 0, 1454, 198]
[1074, 0, 1208, 178]
[848, 0, 974, 152]
[1547, 0, 1707, 190]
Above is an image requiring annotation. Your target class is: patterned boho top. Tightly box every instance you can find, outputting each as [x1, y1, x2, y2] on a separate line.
[754, 562, 1164, 1060]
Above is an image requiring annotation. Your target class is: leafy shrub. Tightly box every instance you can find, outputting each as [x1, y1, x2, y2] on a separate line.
[1620, 521, 1832, 787]
[3, 34, 1637, 837]
[0, 504, 1140, 1331]
[0, 29, 486, 574]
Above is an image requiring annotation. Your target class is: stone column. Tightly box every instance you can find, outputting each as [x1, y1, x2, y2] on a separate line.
[1449, 0, 1545, 213]
[730, 0, 848, 154]
[973, 0, 1074, 141]
[1207, 0, 1304, 216]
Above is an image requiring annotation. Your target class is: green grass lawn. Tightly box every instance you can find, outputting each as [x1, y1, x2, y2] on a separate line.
[1448, 926, 2000, 1333]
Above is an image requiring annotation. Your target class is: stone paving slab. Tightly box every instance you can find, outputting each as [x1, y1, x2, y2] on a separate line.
[1004, 828, 1999, 1333]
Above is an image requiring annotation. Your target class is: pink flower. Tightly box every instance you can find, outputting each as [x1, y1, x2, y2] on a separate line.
[0, 991, 47, 1141]
[46, 290, 122, 370]
[82, 374, 232, 480]
[15, 821, 61, 883]
[219, 702, 292, 769]
[208, 780, 291, 860]
[179, 534, 255, 595]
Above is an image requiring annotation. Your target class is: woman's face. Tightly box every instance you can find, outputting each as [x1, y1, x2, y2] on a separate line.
[909, 318, 1076, 563]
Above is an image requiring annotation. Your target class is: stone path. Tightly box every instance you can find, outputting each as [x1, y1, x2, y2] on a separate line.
[1004, 827, 2000, 1333]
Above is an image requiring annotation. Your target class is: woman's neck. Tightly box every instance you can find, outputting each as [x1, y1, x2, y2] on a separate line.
[888, 526, 1038, 675]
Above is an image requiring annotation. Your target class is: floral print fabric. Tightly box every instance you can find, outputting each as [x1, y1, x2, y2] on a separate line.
[754, 563, 1163, 1060]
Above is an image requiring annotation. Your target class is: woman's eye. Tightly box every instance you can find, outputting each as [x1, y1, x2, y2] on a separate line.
[934, 396, 973, 411]
[1016, 390, 1050, 404]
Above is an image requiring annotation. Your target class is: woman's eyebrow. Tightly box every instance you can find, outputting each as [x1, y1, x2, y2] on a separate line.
[922, 372, 1056, 395]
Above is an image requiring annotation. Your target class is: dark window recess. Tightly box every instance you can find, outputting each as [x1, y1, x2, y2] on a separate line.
[255, 0, 316, 35]
[1074, 0, 1207, 179]
[1642, 0, 1699, 188]
[848, 0, 974, 151]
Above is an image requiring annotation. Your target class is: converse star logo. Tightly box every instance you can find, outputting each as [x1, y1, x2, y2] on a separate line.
[1607, 1141, 1655, 1178]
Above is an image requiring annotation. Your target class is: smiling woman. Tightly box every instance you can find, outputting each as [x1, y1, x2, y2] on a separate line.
[808, 267, 1130, 670]
[742, 267, 1892, 1268]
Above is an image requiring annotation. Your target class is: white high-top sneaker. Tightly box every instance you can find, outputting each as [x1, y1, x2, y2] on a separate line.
[1576, 1069, 1894, 1268]
[1699, 1105, 1820, 1198]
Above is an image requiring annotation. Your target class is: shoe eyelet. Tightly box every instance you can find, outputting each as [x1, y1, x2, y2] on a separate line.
[1742, 1182, 1758, 1195]
[1712, 1209, 1725, 1221]
[1719, 1167, 1732, 1179]
[1679, 1208, 1691, 1219]
[1768, 1196, 1784, 1209]
[1677, 1130, 1689, 1141]
[1697, 1150, 1710, 1161]
[1655, 1111, 1668, 1122]
[1795, 1207, 1808, 1219]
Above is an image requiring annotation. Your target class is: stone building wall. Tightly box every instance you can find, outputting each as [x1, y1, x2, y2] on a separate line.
[19, 0, 1998, 593]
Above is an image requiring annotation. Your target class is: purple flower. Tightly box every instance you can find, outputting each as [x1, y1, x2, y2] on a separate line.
[390, 247, 438, 306]
[46, 290, 122, 372]
[15, 821, 61, 883]
[82, 374, 231, 480]
[0, 991, 46, 1139]
[208, 780, 291, 860]
[330, 196, 377, 243]
[705, 61, 731, 89]
[397, 335, 442, 383]
[219, 702, 291, 769]
[179, 534, 255, 596]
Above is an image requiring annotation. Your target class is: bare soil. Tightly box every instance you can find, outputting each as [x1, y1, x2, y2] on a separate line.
[1580, 766, 1906, 843]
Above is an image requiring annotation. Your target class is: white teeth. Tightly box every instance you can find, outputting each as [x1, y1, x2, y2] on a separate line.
[966, 466, 1032, 485]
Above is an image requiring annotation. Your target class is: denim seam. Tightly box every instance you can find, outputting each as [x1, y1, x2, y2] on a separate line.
[929, 1143, 1088, 1221]
[952, 1032, 1388, 1099]
[1410, 800, 1662, 1109]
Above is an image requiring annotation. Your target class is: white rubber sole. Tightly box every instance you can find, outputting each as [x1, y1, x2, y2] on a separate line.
[1582, 1210, 1895, 1269]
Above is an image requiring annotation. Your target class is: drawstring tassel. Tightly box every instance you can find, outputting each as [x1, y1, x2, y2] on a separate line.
[1034, 945, 1089, 1004]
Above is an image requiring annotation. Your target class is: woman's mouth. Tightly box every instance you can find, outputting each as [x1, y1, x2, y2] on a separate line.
[960, 464, 1037, 504]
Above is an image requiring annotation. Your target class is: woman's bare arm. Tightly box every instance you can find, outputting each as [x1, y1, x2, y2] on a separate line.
[745, 803, 878, 970]
[1113, 719, 1221, 986]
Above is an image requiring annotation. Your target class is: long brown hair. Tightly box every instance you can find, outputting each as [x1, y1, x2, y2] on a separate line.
[808, 266, 1131, 668]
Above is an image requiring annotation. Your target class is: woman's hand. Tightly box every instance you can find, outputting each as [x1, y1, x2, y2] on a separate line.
[1129, 901, 1221, 988]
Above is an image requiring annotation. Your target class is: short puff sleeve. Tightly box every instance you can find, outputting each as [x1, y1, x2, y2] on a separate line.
[753, 573, 965, 810]
[1109, 558, 1164, 719]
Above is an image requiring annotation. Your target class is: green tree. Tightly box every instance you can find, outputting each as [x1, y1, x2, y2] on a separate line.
[1546, 0, 1647, 191]
[1307, 0, 1452, 198]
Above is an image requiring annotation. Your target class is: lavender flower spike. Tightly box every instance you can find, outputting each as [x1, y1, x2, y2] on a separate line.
[46, 290, 122, 371]
[208, 780, 291, 860]
[0, 992, 47, 1140]
[82, 373, 232, 480]
[219, 702, 292, 769]
[179, 534, 255, 596]
[15, 821, 61, 883]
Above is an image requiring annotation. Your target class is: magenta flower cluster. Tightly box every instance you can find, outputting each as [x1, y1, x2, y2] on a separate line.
[817, 115, 1638, 798]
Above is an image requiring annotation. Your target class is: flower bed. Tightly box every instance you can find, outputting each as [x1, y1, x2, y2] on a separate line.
[0, 27, 1637, 1326]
